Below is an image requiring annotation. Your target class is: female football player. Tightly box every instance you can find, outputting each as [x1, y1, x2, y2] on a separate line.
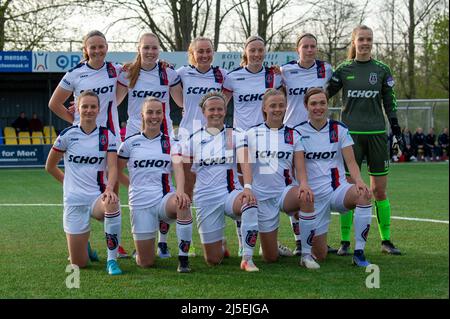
[327, 25, 402, 256]
[48, 30, 129, 259]
[182, 91, 260, 272]
[46, 90, 123, 275]
[295, 87, 372, 267]
[117, 97, 193, 272]
[280, 32, 333, 256]
[245, 89, 317, 268]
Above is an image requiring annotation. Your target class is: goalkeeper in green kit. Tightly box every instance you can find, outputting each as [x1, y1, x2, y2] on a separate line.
[327, 25, 403, 256]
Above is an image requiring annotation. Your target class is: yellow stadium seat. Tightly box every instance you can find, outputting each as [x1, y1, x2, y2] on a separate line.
[32, 131, 44, 144]
[43, 125, 57, 144]
[18, 131, 31, 145]
[4, 127, 18, 145]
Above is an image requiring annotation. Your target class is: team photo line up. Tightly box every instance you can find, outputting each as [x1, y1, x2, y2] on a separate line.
[46, 24, 403, 275]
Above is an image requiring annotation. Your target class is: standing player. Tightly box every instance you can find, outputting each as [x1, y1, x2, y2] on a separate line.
[117, 33, 182, 138]
[173, 37, 229, 257]
[222, 35, 292, 257]
[182, 92, 260, 272]
[117, 97, 193, 272]
[173, 37, 227, 141]
[48, 30, 129, 259]
[245, 89, 317, 268]
[222, 35, 283, 131]
[327, 25, 403, 256]
[280, 32, 333, 256]
[295, 88, 373, 267]
[46, 91, 123, 275]
[116, 33, 182, 258]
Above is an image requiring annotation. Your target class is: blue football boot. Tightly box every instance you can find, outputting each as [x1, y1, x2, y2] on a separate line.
[106, 260, 123, 275]
[352, 249, 371, 267]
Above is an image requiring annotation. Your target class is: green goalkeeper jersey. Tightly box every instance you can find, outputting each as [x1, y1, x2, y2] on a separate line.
[327, 58, 398, 133]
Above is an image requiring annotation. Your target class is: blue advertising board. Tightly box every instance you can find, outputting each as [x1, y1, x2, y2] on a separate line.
[0, 145, 53, 167]
[0, 51, 298, 72]
[0, 51, 32, 72]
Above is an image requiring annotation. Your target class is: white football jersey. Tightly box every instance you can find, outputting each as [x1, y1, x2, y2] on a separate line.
[118, 132, 176, 209]
[223, 66, 282, 131]
[52, 125, 117, 206]
[246, 123, 303, 201]
[176, 65, 227, 136]
[294, 119, 354, 199]
[59, 61, 122, 135]
[182, 126, 244, 205]
[281, 60, 333, 127]
[118, 62, 181, 137]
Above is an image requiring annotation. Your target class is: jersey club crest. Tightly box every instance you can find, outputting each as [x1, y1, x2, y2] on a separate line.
[369, 72, 378, 85]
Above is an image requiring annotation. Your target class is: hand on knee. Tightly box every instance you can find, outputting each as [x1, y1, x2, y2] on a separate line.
[299, 200, 314, 213]
[104, 201, 120, 214]
[177, 210, 192, 221]
[356, 194, 371, 206]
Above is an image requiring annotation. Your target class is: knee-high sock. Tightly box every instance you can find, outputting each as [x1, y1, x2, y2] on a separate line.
[354, 205, 372, 251]
[235, 220, 243, 249]
[340, 210, 354, 242]
[375, 199, 391, 241]
[176, 218, 193, 257]
[240, 204, 259, 258]
[289, 214, 301, 242]
[104, 210, 121, 261]
[299, 211, 316, 255]
[159, 221, 170, 243]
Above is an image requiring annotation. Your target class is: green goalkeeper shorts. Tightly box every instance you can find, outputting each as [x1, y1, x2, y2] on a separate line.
[345, 133, 389, 176]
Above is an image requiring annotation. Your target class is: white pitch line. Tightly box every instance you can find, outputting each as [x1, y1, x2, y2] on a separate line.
[330, 212, 449, 224]
[0, 203, 448, 224]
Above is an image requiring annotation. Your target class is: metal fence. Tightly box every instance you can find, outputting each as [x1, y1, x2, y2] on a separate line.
[328, 99, 449, 134]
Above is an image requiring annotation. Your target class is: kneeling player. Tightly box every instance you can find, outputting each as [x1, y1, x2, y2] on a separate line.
[245, 89, 316, 268]
[117, 97, 193, 273]
[182, 92, 260, 272]
[46, 90, 123, 275]
[294, 88, 372, 267]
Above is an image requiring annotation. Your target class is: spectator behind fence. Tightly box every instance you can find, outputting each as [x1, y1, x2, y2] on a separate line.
[425, 128, 438, 161]
[438, 127, 449, 161]
[412, 127, 426, 161]
[11, 111, 29, 133]
[402, 127, 416, 162]
[29, 113, 44, 132]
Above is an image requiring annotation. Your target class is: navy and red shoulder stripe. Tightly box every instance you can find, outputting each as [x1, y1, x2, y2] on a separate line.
[59, 125, 77, 136]
[330, 168, 340, 190]
[158, 61, 169, 85]
[265, 67, 275, 88]
[284, 126, 294, 145]
[160, 133, 171, 154]
[106, 62, 117, 78]
[329, 120, 339, 144]
[160, 102, 169, 136]
[212, 66, 224, 84]
[106, 101, 116, 135]
[98, 126, 109, 151]
[316, 60, 326, 79]
[226, 169, 235, 193]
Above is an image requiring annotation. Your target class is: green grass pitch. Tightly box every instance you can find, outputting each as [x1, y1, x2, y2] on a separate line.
[0, 163, 448, 299]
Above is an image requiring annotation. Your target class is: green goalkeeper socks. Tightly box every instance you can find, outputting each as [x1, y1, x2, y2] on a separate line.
[375, 199, 391, 241]
[340, 210, 354, 242]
